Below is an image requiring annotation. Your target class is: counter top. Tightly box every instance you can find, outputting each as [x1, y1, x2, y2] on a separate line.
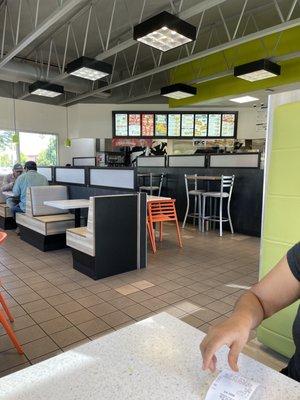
[0, 313, 298, 399]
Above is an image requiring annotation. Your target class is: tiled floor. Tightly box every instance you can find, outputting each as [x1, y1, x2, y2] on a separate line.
[0, 225, 287, 377]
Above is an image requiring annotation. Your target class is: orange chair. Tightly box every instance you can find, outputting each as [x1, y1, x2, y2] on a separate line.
[0, 232, 24, 354]
[147, 199, 183, 253]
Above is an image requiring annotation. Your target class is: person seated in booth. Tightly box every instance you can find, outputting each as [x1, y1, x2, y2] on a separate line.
[1, 163, 24, 210]
[1, 163, 23, 192]
[200, 242, 300, 382]
[10, 161, 48, 216]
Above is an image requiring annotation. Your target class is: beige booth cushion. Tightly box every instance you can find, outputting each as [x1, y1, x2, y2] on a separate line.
[0, 204, 13, 218]
[27, 185, 69, 216]
[16, 212, 74, 235]
[66, 197, 95, 257]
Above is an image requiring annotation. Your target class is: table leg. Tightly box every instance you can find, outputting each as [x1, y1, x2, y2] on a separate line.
[74, 209, 81, 228]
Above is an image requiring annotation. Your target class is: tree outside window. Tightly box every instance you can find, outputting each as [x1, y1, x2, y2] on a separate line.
[0, 131, 17, 174]
[19, 132, 58, 166]
[0, 131, 58, 175]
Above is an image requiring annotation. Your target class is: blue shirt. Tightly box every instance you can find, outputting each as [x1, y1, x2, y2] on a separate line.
[13, 170, 48, 211]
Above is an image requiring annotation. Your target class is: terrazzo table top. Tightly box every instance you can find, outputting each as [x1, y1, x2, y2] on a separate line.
[44, 199, 90, 209]
[0, 313, 299, 399]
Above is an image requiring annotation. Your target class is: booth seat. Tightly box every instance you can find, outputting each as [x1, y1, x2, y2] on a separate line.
[0, 181, 17, 229]
[0, 202, 16, 230]
[16, 185, 74, 251]
[67, 198, 94, 257]
[66, 194, 147, 280]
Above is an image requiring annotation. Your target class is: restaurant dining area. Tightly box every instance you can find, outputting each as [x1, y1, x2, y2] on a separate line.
[0, 0, 299, 399]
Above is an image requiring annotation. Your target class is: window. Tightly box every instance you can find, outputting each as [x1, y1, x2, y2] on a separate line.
[0, 130, 18, 175]
[0, 131, 58, 174]
[19, 132, 58, 166]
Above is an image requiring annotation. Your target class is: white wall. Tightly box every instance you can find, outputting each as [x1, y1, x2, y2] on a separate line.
[0, 96, 68, 163]
[0, 96, 263, 165]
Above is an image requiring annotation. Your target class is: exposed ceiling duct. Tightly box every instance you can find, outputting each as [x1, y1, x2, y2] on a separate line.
[0, 60, 110, 99]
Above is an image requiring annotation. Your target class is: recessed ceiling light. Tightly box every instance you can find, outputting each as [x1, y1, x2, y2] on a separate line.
[234, 59, 281, 82]
[230, 96, 259, 103]
[29, 81, 64, 97]
[134, 11, 196, 52]
[66, 56, 112, 81]
[161, 83, 197, 99]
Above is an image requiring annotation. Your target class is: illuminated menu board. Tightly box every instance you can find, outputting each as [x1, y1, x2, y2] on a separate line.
[128, 114, 141, 136]
[208, 114, 221, 137]
[115, 113, 127, 136]
[195, 114, 208, 137]
[181, 114, 194, 137]
[222, 114, 236, 137]
[141, 114, 154, 136]
[168, 114, 181, 137]
[113, 111, 237, 138]
[155, 114, 167, 136]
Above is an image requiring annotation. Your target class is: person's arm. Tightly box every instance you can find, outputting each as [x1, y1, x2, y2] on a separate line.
[200, 255, 300, 373]
[1, 181, 14, 192]
[12, 175, 22, 197]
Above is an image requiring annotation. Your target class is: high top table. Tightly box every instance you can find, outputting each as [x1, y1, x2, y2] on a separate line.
[0, 313, 298, 399]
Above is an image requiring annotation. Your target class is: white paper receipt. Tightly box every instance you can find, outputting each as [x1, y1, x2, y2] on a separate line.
[204, 370, 259, 400]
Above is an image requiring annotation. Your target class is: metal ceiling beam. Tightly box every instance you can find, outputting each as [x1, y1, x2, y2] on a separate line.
[61, 17, 300, 105]
[96, 0, 228, 61]
[0, 0, 89, 70]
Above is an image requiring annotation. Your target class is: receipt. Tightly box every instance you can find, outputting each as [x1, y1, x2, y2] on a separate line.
[204, 370, 259, 400]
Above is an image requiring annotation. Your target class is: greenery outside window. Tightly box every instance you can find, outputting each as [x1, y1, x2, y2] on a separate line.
[0, 131, 58, 174]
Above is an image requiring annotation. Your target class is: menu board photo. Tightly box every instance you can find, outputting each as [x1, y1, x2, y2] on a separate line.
[128, 114, 141, 136]
[115, 114, 128, 136]
[195, 114, 207, 137]
[141, 114, 154, 136]
[155, 114, 167, 136]
[168, 114, 181, 137]
[113, 111, 237, 138]
[222, 114, 235, 137]
[208, 114, 221, 137]
[181, 114, 194, 137]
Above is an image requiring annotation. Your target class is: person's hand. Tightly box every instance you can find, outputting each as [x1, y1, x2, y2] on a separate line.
[200, 315, 251, 373]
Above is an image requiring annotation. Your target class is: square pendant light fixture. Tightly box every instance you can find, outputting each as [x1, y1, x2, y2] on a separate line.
[29, 81, 64, 97]
[230, 95, 259, 104]
[234, 59, 281, 82]
[133, 11, 196, 52]
[66, 56, 112, 81]
[161, 83, 197, 99]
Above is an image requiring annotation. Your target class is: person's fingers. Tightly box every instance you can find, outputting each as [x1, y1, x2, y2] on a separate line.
[228, 341, 243, 372]
[201, 339, 223, 371]
[208, 355, 217, 372]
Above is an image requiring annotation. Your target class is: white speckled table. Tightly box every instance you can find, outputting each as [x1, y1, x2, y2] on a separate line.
[0, 313, 299, 399]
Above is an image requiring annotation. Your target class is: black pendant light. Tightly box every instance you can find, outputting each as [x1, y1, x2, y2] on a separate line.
[134, 11, 196, 52]
[66, 56, 112, 81]
[29, 81, 64, 97]
[234, 59, 281, 82]
[161, 83, 197, 99]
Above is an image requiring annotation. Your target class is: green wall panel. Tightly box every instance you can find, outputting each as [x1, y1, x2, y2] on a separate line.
[258, 101, 300, 357]
[268, 150, 300, 196]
